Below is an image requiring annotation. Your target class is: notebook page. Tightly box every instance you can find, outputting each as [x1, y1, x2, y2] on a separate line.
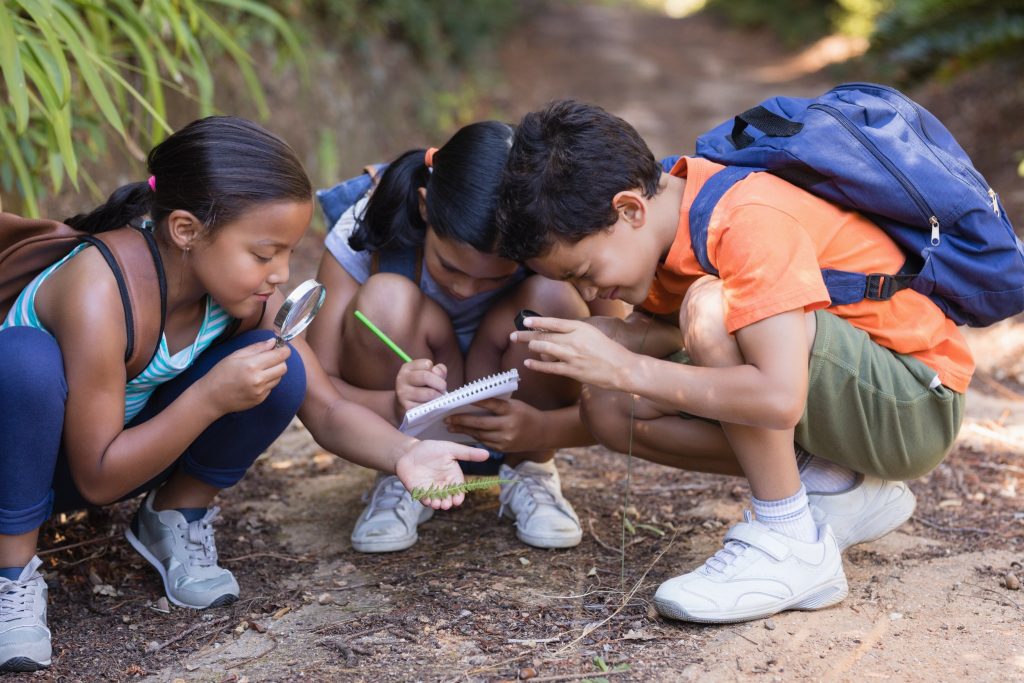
[399, 369, 519, 443]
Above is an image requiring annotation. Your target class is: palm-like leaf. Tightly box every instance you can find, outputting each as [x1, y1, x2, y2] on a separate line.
[0, 0, 307, 215]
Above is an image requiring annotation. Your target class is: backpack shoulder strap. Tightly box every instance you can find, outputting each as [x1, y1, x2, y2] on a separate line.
[83, 226, 166, 381]
[687, 165, 914, 306]
[687, 165, 760, 275]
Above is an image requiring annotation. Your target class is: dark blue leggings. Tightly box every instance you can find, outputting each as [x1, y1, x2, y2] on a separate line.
[0, 326, 305, 535]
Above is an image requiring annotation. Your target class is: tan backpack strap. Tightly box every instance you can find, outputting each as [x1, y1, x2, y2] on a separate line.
[86, 227, 165, 380]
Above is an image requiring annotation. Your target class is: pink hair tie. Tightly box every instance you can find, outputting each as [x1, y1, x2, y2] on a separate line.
[147, 175, 156, 191]
[424, 147, 438, 168]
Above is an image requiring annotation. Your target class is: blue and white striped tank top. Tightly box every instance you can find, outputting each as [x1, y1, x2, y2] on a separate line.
[1, 243, 233, 423]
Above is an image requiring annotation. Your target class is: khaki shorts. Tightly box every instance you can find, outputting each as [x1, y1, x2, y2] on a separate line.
[670, 310, 965, 480]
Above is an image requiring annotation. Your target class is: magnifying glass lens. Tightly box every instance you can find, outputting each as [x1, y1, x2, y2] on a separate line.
[273, 279, 326, 346]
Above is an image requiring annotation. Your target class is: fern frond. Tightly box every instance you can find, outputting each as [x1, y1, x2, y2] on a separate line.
[410, 476, 514, 501]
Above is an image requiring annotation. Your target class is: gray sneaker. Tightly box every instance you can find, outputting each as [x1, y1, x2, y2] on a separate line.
[125, 490, 239, 609]
[351, 474, 434, 553]
[499, 460, 582, 548]
[0, 556, 51, 672]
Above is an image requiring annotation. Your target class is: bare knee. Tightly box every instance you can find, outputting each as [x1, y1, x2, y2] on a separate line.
[680, 277, 739, 367]
[354, 274, 427, 331]
[515, 275, 590, 320]
[581, 385, 634, 452]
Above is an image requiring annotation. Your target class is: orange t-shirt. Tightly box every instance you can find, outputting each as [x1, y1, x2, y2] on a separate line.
[642, 157, 975, 393]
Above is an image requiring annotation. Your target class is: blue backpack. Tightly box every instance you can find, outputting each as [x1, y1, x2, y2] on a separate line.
[680, 82, 1024, 327]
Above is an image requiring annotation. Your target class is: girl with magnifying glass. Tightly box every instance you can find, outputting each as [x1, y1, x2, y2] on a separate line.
[0, 117, 488, 672]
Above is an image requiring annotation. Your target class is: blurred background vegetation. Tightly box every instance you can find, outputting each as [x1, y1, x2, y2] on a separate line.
[1, 0, 1021, 219]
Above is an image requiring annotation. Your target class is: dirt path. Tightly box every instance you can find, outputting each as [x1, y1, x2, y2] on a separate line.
[32, 4, 1023, 682]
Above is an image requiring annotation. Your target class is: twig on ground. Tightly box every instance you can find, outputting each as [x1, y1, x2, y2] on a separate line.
[554, 529, 680, 656]
[221, 552, 313, 564]
[963, 581, 1022, 611]
[913, 516, 993, 535]
[507, 636, 562, 644]
[225, 636, 278, 670]
[527, 669, 631, 682]
[39, 534, 119, 556]
[976, 374, 1024, 402]
[146, 615, 231, 654]
[587, 517, 620, 553]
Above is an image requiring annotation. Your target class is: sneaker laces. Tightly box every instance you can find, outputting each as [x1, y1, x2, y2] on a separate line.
[498, 468, 561, 519]
[181, 506, 221, 569]
[0, 560, 43, 625]
[702, 511, 755, 575]
[364, 476, 413, 517]
[702, 539, 750, 575]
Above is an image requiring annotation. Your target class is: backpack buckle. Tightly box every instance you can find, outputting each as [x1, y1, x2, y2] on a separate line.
[864, 273, 896, 301]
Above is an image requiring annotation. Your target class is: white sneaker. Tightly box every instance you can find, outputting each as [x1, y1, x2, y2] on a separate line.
[654, 512, 848, 623]
[0, 557, 50, 672]
[351, 474, 433, 553]
[809, 475, 916, 552]
[498, 460, 582, 549]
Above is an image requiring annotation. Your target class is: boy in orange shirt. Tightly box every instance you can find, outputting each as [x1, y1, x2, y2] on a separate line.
[496, 100, 971, 623]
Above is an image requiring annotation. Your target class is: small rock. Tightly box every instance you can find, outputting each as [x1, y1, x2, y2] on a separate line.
[1005, 573, 1021, 591]
[150, 597, 170, 613]
[317, 592, 334, 605]
[519, 557, 531, 567]
[764, 620, 776, 631]
[144, 641, 160, 653]
[519, 667, 538, 679]
[889, 612, 903, 620]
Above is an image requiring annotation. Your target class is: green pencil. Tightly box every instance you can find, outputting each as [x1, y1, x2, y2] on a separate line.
[354, 310, 412, 362]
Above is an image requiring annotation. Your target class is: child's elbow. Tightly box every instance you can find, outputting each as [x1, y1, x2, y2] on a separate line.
[73, 475, 119, 507]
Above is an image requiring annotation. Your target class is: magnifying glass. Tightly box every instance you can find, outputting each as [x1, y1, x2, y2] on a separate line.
[273, 279, 326, 347]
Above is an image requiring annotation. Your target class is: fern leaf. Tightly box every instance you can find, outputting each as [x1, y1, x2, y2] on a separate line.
[410, 476, 514, 501]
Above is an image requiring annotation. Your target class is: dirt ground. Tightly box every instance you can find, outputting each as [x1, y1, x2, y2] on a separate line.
[15, 3, 1024, 682]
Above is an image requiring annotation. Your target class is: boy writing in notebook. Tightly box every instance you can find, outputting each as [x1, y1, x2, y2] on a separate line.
[496, 100, 971, 623]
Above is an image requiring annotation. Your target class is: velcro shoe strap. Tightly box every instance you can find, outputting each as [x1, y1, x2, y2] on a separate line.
[724, 523, 792, 561]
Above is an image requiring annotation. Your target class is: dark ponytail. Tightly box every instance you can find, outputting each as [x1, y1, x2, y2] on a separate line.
[349, 149, 430, 252]
[65, 182, 152, 234]
[66, 116, 311, 236]
[349, 120, 514, 254]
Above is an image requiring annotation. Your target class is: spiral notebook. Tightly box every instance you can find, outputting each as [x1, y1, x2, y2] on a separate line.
[399, 369, 519, 443]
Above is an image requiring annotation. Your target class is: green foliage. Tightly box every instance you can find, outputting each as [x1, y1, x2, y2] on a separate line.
[0, 0, 305, 216]
[870, 0, 1024, 84]
[410, 476, 513, 501]
[285, 0, 520, 67]
[582, 656, 631, 683]
[703, 0, 838, 46]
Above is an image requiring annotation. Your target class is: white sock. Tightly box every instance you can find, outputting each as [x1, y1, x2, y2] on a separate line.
[751, 484, 818, 543]
[795, 444, 858, 494]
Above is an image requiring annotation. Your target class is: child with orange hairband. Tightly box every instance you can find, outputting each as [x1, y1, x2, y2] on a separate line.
[307, 121, 626, 553]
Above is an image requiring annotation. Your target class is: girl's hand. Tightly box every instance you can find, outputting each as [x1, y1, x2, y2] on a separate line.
[200, 338, 292, 415]
[394, 440, 489, 510]
[395, 359, 448, 414]
[511, 316, 636, 391]
[444, 398, 542, 452]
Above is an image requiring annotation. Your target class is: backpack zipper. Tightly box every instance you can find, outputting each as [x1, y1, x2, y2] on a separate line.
[832, 82, 997, 212]
[809, 102, 941, 245]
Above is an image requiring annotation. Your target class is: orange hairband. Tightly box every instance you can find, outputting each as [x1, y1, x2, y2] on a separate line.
[424, 147, 438, 168]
